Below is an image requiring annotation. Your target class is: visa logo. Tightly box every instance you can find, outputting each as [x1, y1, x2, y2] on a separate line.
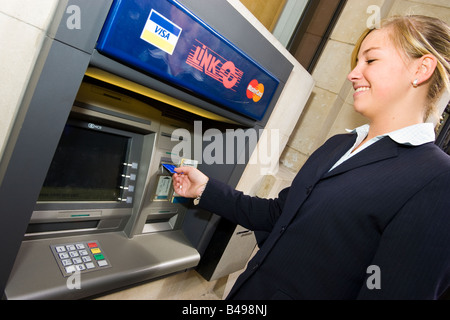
[155, 25, 171, 40]
[140, 9, 182, 55]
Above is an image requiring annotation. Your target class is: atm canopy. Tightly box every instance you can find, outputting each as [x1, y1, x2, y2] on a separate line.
[96, 0, 279, 121]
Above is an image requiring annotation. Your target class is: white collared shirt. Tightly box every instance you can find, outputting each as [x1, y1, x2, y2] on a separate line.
[329, 123, 436, 172]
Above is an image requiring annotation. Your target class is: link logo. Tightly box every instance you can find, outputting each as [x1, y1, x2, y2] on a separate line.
[186, 40, 243, 90]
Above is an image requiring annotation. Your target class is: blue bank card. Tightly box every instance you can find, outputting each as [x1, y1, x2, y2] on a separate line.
[162, 163, 178, 174]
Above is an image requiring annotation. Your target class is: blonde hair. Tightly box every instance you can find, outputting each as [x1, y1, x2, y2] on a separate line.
[351, 15, 450, 121]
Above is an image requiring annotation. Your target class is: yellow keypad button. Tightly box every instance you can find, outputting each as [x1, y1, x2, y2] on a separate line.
[90, 248, 101, 254]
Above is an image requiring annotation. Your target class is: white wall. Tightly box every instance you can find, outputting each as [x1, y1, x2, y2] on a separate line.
[0, 0, 59, 161]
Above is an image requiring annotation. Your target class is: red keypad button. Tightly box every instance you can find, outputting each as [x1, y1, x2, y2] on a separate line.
[88, 242, 98, 248]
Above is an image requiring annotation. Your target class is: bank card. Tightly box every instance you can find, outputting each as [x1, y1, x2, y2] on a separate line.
[162, 163, 178, 174]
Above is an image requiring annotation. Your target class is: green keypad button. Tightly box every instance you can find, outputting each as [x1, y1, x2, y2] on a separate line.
[94, 254, 105, 260]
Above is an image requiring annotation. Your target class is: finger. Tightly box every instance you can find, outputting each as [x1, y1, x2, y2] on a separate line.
[173, 167, 183, 173]
[175, 166, 194, 174]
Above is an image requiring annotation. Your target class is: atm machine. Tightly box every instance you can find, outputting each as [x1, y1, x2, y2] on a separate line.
[1, 0, 295, 299]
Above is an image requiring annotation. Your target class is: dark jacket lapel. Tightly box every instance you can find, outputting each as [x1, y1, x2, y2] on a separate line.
[280, 134, 357, 223]
[323, 136, 399, 179]
[284, 135, 399, 223]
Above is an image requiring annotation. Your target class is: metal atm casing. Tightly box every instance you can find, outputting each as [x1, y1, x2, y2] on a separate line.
[1, 0, 294, 299]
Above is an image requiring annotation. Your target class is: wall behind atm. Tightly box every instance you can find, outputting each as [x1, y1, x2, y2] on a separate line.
[0, 0, 59, 162]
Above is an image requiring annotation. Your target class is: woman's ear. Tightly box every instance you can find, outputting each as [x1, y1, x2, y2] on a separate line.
[414, 54, 438, 85]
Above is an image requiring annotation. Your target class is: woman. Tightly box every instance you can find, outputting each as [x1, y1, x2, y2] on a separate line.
[173, 15, 450, 299]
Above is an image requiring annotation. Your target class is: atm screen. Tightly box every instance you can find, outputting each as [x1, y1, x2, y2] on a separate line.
[38, 123, 130, 202]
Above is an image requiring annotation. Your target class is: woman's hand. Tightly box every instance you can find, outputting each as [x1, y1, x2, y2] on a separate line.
[172, 166, 209, 198]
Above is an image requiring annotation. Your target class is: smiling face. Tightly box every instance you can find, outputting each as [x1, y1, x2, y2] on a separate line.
[347, 27, 419, 123]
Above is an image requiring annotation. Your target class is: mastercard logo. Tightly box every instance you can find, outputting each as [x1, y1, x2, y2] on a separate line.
[246, 79, 264, 102]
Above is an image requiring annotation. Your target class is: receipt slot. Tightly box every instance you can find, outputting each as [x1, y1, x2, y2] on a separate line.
[2, 0, 295, 299]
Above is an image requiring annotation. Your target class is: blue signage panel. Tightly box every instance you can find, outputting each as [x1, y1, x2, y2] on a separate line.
[96, 0, 279, 121]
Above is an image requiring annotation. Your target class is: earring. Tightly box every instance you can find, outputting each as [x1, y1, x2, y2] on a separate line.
[412, 79, 419, 87]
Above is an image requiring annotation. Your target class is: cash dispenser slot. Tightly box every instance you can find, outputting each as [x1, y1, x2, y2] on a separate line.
[143, 210, 179, 233]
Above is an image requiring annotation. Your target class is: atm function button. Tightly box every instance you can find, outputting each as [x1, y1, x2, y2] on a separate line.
[88, 242, 98, 248]
[91, 248, 101, 254]
[94, 254, 105, 261]
[97, 260, 108, 267]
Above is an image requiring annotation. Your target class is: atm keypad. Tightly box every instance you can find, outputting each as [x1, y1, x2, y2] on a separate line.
[50, 241, 111, 277]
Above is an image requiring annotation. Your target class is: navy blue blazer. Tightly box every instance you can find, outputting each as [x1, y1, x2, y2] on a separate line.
[199, 133, 450, 299]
